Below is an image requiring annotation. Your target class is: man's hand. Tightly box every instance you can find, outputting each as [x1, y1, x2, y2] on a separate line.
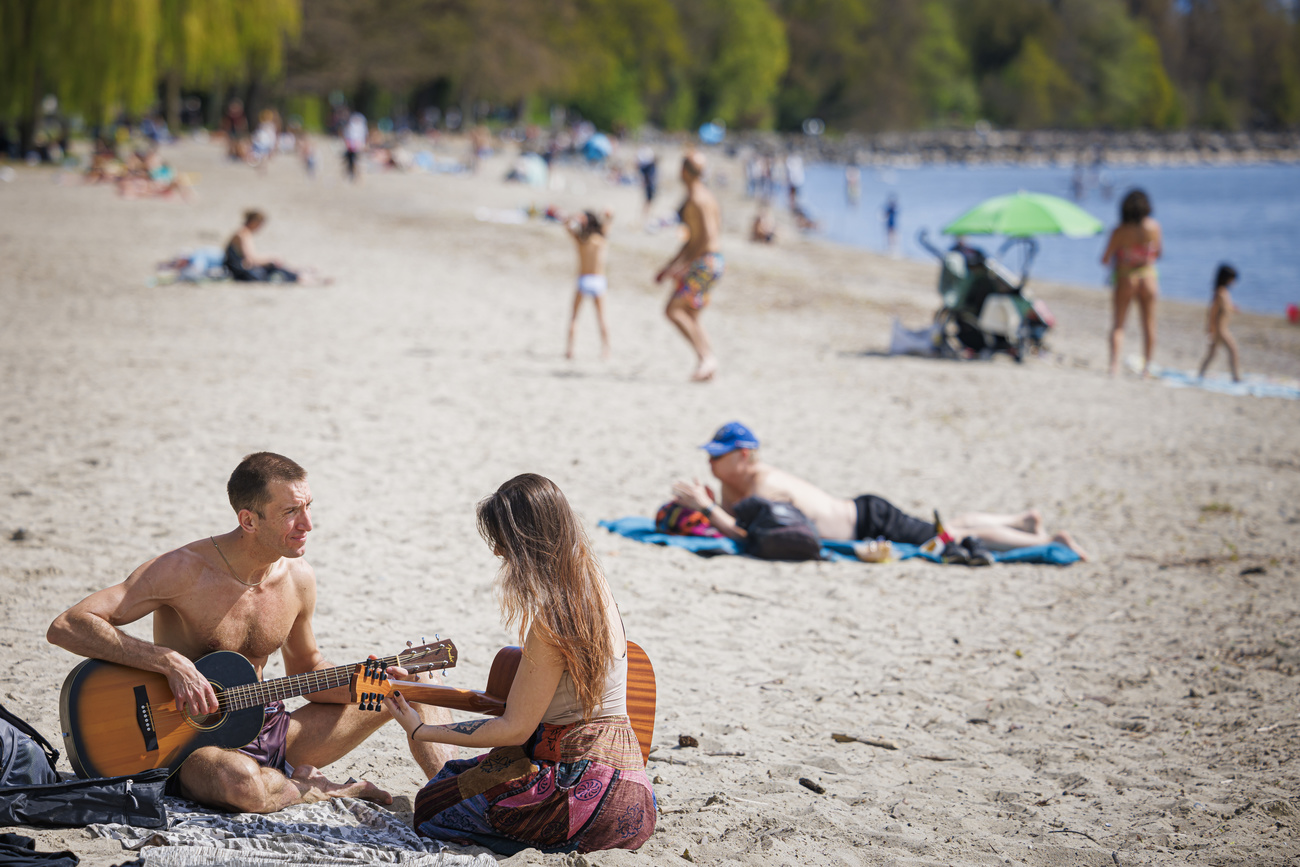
[671, 478, 714, 513]
[165, 654, 219, 717]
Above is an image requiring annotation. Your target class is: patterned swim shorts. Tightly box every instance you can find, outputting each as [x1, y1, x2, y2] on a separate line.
[673, 252, 725, 310]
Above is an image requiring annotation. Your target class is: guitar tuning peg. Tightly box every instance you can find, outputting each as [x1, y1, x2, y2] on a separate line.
[406, 639, 413, 648]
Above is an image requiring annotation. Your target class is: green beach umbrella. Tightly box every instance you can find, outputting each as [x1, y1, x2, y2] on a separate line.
[942, 191, 1104, 238]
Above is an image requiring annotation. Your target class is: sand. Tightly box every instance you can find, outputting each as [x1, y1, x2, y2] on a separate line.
[1, 138, 1299, 866]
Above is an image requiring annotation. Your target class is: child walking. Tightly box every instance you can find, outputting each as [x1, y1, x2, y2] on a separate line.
[1199, 263, 1241, 382]
[565, 209, 614, 360]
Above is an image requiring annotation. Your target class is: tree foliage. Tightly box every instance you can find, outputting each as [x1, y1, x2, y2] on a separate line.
[3, 0, 1299, 144]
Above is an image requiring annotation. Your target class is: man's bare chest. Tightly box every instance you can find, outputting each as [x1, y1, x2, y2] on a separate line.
[174, 589, 298, 661]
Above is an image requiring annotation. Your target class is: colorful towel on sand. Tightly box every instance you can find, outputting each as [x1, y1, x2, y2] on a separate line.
[599, 516, 1080, 565]
[414, 716, 655, 856]
[88, 797, 494, 867]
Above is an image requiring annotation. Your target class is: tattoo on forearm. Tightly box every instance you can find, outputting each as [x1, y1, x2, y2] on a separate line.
[442, 719, 490, 737]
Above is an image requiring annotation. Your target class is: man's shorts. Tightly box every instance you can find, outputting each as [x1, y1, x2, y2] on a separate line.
[673, 252, 725, 310]
[165, 700, 292, 797]
[854, 495, 936, 546]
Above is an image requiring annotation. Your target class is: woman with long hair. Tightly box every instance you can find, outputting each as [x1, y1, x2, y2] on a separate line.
[1101, 188, 1163, 376]
[384, 474, 655, 855]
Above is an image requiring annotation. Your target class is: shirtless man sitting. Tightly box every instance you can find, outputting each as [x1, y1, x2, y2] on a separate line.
[47, 452, 454, 813]
[671, 422, 1088, 560]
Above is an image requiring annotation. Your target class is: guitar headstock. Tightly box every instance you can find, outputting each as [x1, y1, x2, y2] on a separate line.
[349, 638, 457, 711]
[394, 638, 457, 673]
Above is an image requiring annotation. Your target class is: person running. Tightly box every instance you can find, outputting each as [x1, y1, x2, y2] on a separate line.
[46, 453, 453, 812]
[385, 474, 656, 855]
[1199, 263, 1242, 382]
[655, 153, 723, 382]
[671, 422, 1089, 560]
[1102, 188, 1162, 376]
[564, 209, 614, 360]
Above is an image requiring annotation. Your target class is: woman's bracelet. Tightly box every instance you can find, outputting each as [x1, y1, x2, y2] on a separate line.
[701, 504, 714, 517]
[409, 723, 426, 741]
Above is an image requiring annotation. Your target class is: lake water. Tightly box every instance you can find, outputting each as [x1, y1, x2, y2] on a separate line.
[796, 162, 1300, 315]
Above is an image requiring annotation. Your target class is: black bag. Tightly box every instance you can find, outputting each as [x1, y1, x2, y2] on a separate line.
[732, 497, 823, 561]
[0, 704, 168, 829]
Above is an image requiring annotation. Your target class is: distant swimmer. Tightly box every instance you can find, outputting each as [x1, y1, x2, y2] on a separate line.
[655, 153, 724, 382]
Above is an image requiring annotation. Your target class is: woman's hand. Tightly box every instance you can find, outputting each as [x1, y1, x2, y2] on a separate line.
[383, 690, 423, 738]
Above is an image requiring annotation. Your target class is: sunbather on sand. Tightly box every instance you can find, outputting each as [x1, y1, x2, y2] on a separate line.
[671, 421, 1089, 560]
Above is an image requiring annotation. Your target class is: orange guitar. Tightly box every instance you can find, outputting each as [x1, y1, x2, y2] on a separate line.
[59, 639, 457, 779]
[350, 641, 657, 765]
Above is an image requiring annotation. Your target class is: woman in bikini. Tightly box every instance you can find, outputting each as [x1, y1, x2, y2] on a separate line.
[384, 474, 655, 855]
[1101, 189, 1162, 376]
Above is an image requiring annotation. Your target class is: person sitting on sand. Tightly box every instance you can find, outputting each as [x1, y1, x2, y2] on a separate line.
[655, 153, 723, 382]
[671, 422, 1089, 560]
[565, 209, 614, 360]
[384, 474, 656, 855]
[1199, 263, 1242, 383]
[224, 210, 328, 285]
[46, 452, 453, 812]
[750, 205, 776, 244]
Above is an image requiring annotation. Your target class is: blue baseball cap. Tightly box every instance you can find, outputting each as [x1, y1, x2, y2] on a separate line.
[700, 421, 760, 457]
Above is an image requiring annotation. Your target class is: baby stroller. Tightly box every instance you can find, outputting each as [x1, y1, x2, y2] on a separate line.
[917, 230, 1054, 362]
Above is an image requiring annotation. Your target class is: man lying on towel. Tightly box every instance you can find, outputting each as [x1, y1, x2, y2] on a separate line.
[671, 422, 1088, 560]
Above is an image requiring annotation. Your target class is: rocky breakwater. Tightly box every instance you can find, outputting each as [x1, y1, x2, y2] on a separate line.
[732, 128, 1300, 167]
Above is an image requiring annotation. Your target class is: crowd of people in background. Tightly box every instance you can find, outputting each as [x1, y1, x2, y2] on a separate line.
[17, 94, 1258, 383]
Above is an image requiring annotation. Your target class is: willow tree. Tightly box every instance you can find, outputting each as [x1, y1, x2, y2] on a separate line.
[158, 0, 300, 129]
[1, 0, 160, 151]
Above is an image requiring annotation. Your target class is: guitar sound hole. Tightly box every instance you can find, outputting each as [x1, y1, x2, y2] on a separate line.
[184, 686, 227, 730]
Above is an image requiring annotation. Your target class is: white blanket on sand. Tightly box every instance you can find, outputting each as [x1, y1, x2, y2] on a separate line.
[88, 797, 496, 867]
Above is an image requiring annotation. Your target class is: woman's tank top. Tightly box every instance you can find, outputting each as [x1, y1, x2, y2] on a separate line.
[541, 649, 628, 725]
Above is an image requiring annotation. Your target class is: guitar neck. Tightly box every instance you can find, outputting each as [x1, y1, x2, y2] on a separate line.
[387, 683, 506, 716]
[223, 654, 407, 712]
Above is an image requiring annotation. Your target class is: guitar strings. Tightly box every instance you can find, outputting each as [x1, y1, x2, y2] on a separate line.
[144, 649, 449, 720]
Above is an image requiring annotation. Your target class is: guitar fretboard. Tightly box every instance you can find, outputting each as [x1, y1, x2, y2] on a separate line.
[218, 654, 402, 712]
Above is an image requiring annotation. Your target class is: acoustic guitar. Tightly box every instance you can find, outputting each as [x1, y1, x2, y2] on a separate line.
[59, 639, 457, 779]
[349, 641, 657, 765]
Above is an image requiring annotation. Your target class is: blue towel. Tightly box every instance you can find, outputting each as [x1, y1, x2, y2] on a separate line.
[598, 517, 1079, 565]
[1155, 368, 1300, 401]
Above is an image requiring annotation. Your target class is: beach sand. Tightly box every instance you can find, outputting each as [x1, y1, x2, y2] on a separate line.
[1, 139, 1298, 866]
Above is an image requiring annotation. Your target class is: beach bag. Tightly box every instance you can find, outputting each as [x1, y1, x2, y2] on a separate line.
[732, 498, 822, 561]
[654, 501, 723, 538]
[0, 704, 167, 829]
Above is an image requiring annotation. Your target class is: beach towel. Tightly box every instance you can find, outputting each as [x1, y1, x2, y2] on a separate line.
[1151, 367, 1300, 401]
[598, 517, 1079, 565]
[88, 797, 494, 867]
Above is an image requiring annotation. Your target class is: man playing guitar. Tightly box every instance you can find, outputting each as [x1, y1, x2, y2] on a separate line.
[47, 452, 454, 812]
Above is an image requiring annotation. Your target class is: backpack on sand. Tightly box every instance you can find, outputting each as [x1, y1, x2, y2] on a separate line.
[732, 497, 823, 562]
[0, 703, 167, 829]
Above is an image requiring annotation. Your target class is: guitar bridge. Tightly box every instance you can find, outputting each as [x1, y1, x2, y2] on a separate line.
[134, 685, 158, 752]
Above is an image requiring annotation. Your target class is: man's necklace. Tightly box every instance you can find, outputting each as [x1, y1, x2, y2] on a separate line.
[210, 536, 264, 587]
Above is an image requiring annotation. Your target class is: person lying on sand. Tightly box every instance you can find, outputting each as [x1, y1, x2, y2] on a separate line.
[47, 452, 453, 813]
[224, 210, 331, 285]
[671, 422, 1089, 561]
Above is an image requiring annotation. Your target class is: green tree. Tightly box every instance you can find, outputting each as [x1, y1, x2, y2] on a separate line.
[1, 0, 161, 151]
